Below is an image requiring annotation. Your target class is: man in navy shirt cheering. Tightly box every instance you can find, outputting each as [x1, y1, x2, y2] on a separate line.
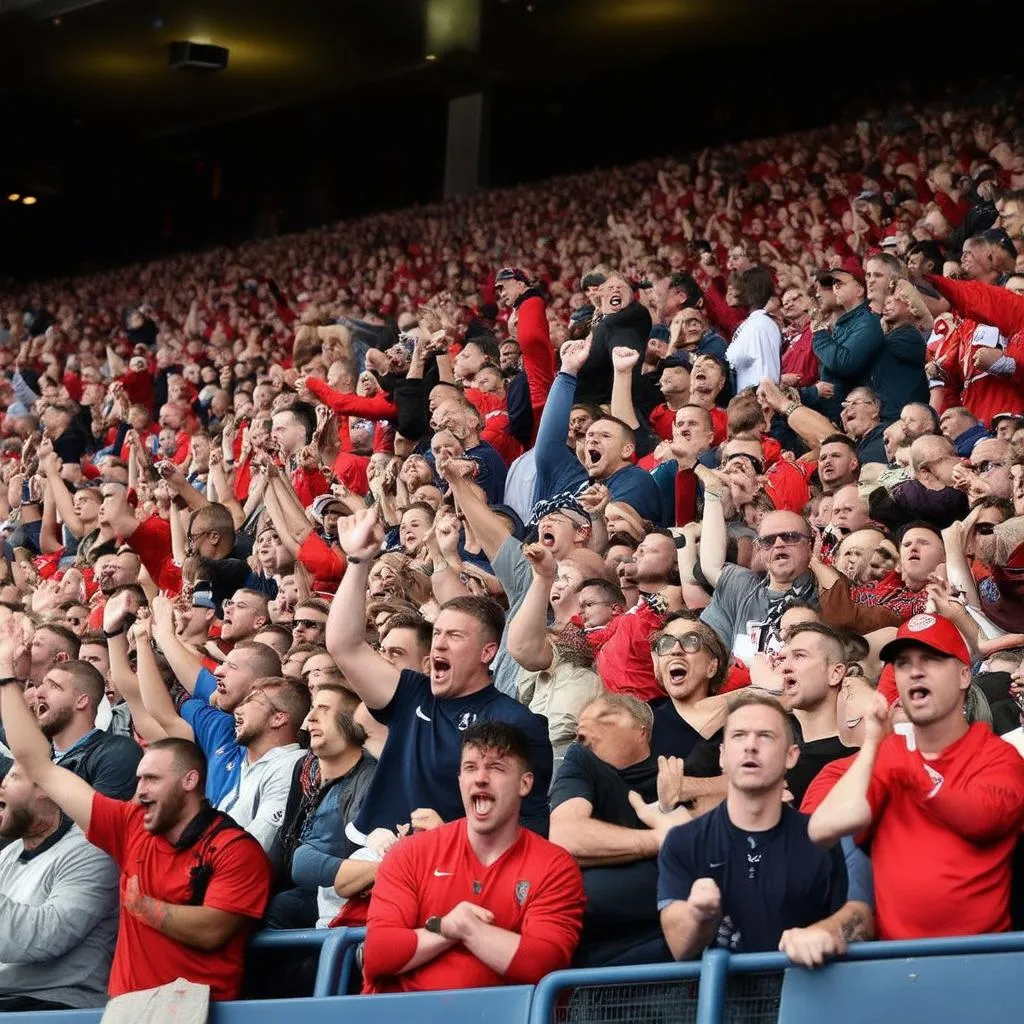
[327, 507, 552, 840]
[648, 691, 854, 968]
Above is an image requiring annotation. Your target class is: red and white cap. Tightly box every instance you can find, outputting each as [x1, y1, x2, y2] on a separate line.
[878, 613, 970, 666]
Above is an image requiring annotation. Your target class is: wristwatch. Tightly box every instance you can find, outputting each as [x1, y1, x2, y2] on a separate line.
[424, 916, 444, 935]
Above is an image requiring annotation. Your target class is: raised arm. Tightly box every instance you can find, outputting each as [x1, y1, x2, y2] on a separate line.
[325, 508, 401, 710]
[131, 613, 195, 740]
[695, 466, 728, 588]
[610, 347, 641, 429]
[808, 692, 888, 846]
[38, 445, 87, 538]
[507, 545, 557, 673]
[149, 595, 204, 694]
[0, 626, 97, 833]
[441, 460, 513, 563]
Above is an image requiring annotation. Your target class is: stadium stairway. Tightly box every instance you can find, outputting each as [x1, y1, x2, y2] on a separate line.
[3, 930, 1024, 1023]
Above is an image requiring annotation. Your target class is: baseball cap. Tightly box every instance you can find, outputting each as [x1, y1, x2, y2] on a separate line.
[980, 227, 1017, 261]
[311, 492, 345, 525]
[992, 411, 1024, 430]
[879, 613, 970, 666]
[496, 267, 530, 285]
[819, 256, 866, 287]
[657, 352, 692, 373]
[581, 270, 607, 290]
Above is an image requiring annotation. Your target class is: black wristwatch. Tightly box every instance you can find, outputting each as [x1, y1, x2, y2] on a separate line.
[103, 625, 127, 639]
[424, 916, 444, 935]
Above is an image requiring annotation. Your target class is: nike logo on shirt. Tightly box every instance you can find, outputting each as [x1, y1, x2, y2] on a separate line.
[433, 869, 453, 877]
[416, 706, 432, 722]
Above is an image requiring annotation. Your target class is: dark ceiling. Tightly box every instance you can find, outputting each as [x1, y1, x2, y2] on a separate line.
[0, 0, 1014, 280]
[0, 0, 952, 145]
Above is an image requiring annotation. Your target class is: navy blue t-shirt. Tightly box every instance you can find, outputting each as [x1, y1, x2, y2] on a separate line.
[353, 669, 552, 837]
[657, 802, 846, 954]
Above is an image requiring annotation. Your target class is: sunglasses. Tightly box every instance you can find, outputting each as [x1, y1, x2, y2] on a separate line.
[755, 531, 810, 549]
[973, 522, 997, 536]
[292, 618, 324, 630]
[653, 632, 710, 656]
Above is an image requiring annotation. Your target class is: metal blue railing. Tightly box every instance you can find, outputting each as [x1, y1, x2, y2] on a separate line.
[528, 931, 1024, 1024]
[248, 925, 366, 996]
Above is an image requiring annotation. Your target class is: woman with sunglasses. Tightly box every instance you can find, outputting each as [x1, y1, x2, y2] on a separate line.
[648, 615, 731, 769]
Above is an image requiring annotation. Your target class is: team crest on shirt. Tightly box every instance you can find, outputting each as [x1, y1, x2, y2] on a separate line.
[515, 880, 530, 906]
[457, 712, 478, 731]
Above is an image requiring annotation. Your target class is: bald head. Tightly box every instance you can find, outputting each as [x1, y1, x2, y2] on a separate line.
[910, 434, 957, 488]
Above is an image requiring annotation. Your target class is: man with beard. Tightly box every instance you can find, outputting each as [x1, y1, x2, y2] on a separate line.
[816, 436, 861, 495]
[216, 677, 306, 855]
[140, 596, 283, 805]
[810, 614, 1024, 939]
[0, 672, 270, 1001]
[0, 760, 118, 1011]
[87, 550, 141, 629]
[17, 653, 140, 800]
[653, 692, 850, 964]
[269, 684, 375, 929]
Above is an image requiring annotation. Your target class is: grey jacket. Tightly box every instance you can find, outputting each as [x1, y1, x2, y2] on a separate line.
[0, 818, 119, 1008]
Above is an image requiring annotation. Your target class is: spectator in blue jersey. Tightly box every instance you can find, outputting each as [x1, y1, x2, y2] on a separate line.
[138, 596, 283, 806]
[326, 507, 553, 841]
[533, 337, 663, 524]
[643, 691, 865, 967]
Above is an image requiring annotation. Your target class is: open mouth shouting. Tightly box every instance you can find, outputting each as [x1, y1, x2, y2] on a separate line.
[469, 790, 495, 820]
[906, 683, 931, 707]
[431, 655, 452, 687]
[540, 528, 557, 548]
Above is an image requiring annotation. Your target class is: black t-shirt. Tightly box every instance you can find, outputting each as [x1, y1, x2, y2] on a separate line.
[550, 743, 668, 966]
[787, 723, 857, 807]
[651, 703, 724, 768]
[658, 802, 847, 954]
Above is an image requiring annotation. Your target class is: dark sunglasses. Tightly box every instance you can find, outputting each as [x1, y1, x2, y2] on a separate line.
[652, 632, 710, 656]
[755, 531, 810, 549]
[292, 618, 324, 630]
[973, 522, 997, 536]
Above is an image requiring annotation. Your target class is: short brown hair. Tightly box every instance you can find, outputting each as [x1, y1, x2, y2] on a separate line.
[726, 690, 794, 744]
[438, 596, 505, 646]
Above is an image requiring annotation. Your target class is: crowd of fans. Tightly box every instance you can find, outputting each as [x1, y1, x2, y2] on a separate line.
[1, 90, 1024, 1010]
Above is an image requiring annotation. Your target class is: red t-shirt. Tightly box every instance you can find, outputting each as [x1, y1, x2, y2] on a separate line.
[799, 754, 855, 815]
[362, 818, 584, 993]
[864, 725, 1024, 940]
[87, 794, 271, 1000]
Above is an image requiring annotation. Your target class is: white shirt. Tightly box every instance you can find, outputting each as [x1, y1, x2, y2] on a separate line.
[217, 743, 305, 852]
[727, 308, 782, 391]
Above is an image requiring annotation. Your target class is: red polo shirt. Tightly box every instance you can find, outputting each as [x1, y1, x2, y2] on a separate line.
[87, 794, 271, 1000]
[362, 818, 584, 993]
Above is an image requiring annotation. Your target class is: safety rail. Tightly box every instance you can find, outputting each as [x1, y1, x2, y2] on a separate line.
[247, 925, 366, 996]
[4, 930, 1024, 1023]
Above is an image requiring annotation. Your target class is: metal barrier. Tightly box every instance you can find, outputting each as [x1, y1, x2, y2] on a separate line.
[532, 932, 1024, 1024]
[247, 926, 366, 996]
[529, 960, 702, 1024]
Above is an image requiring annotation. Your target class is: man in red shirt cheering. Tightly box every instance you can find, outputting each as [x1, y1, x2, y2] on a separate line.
[809, 613, 1024, 940]
[0, 653, 271, 1002]
[361, 721, 585, 993]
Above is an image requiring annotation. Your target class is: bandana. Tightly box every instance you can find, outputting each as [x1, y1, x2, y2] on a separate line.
[529, 493, 590, 530]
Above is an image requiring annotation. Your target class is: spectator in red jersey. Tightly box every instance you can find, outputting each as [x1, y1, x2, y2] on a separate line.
[362, 721, 584, 993]
[809, 613, 1024, 940]
[0, 677, 270, 1002]
[779, 287, 820, 389]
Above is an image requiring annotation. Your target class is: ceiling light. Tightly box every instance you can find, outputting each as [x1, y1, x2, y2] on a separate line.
[21, 196, 37, 206]
[425, 53, 437, 61]
[7, 194, 20, 202]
